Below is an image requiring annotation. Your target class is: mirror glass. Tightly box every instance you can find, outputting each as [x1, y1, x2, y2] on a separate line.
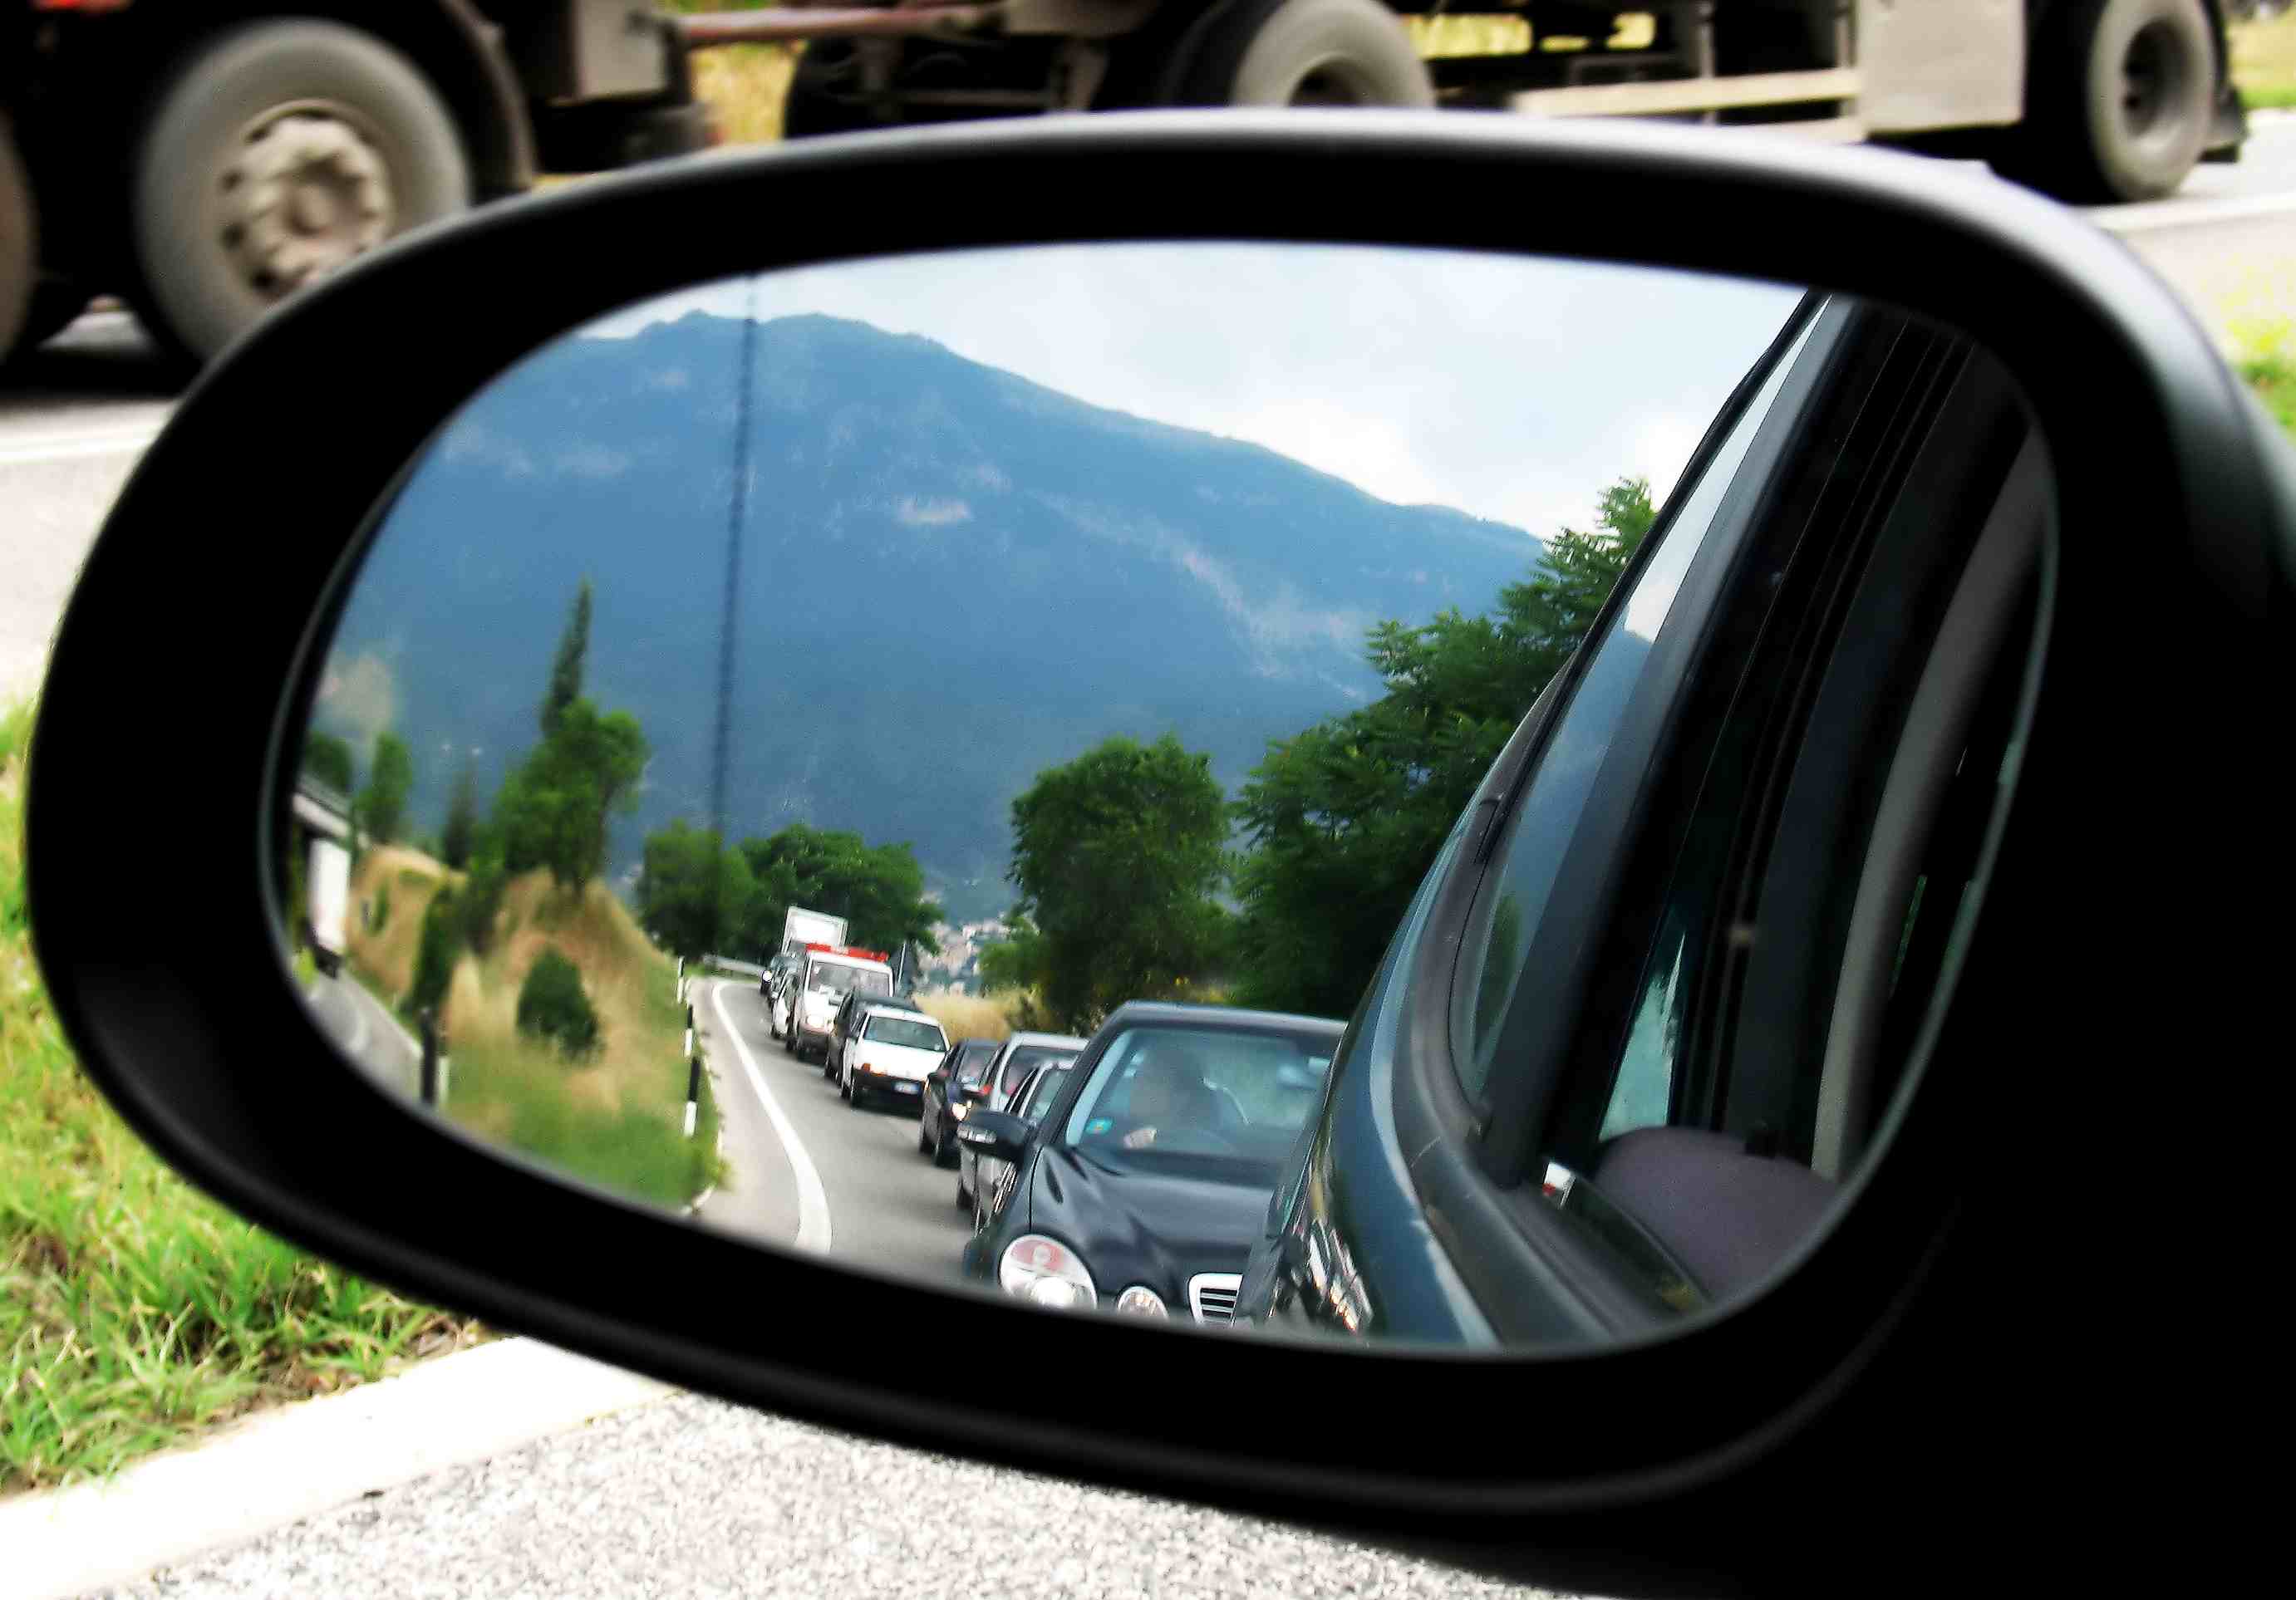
[279, 242, 1984, 1349]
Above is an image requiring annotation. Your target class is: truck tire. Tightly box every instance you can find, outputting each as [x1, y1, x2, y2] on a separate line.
[1171, 0, 1434, 109]
[780, 42, 883, 140]
[2003, 0, 2215, 204]
[1, 114, 36, 366]
[130, 20, 473, 365]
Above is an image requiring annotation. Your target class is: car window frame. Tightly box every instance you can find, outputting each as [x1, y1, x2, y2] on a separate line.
[1370, 292, 1875, 1342]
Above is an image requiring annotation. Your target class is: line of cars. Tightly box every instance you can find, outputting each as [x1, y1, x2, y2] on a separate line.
[757, 945, 1348, 1329]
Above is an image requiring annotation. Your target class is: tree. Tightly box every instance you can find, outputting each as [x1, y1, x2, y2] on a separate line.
[440, 761, 480, 871]
[358, 733, 414, 847]
[731, 823, 942, 961]
[1008, 733, 1227, 1032]
[458, 852, 509, 956]
[407, 886, 460, 1018]
[497, 698, 647, 892]
[302, 733, 355, 796]
[636, 821, 755, 961]
[540, 579, 592, 739]
[1231, 476, 1654, 1018]
[976, 911, 1050, 994]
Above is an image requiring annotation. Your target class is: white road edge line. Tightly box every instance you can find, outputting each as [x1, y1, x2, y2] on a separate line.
[708, 979, 832, 1255]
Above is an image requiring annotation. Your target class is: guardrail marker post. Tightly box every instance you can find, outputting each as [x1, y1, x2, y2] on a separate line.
[685, 1053, 702, 1138]
[418, 1006, 439, 1107]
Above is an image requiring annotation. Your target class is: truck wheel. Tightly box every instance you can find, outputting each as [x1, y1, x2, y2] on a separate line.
[780, 42, 883, 140]
[130, 20, 472, 364]
[1171, 0, 1434, 109]
[1, 114, 35, 366]
[2003, 0, 2214, 204]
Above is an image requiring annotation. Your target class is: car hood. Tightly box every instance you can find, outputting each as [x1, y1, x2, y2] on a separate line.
[1026, 1146, 1280, 1305]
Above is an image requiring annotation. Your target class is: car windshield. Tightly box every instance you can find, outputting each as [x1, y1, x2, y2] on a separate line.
[956, 1045, 1001, 1087]
[1017, 1067, 1071, 1124]
[811, 963, 889, 997]
[864, 1015, 946, 1051]
[1000, 1046, 1075, 1097]
[1063, 1025, 1335, 1164]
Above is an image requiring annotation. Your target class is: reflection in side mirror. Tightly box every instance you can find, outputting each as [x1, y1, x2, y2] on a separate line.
[278, 240, 1831, 1351]
[956, 1110, 1031, 1166]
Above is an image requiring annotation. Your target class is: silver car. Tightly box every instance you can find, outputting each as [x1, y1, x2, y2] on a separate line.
[955, 1029, 1084, 1212]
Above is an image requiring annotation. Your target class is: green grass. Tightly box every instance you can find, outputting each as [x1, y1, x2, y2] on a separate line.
[2235, 323, 2296, 441]
[2235, 12, 2296, 110]
[440, 956, 723, 1210]
[0, 702, 482, 1494]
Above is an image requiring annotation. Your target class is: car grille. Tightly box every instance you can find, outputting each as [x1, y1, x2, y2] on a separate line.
[1188, 1273, 1242, 1325]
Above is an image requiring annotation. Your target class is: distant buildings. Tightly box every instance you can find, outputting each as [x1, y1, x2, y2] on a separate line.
[913, 918, 1011, 995]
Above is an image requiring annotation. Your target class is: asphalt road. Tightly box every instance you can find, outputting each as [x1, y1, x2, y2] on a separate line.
[693, 975, 981, 1293]
[13, 126, 2296, 1596]
[302, 967, 425, 1102]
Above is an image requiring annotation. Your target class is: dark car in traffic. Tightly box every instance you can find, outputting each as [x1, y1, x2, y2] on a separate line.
[959, 1003, 1343, 1326]
[966, 1058, 1074, 1234]
[953, 1030, 1085, 1212]
[917, 1037, 1003, 1167]
[1233, 292, 2053, 1347]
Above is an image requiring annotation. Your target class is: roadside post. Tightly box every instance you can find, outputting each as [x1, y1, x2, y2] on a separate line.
[418, 1006, 439, 1107]
[685, 1052, 702, 1138]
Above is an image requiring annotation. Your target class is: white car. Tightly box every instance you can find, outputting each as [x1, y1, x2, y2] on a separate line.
[839, 1004, 951, 1112]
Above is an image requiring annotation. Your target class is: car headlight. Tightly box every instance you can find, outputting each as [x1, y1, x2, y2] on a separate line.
[1114, 1285, 1167, 1318]
[950, 1102, 969, 1121]
[998, 1234, 1096, 1311]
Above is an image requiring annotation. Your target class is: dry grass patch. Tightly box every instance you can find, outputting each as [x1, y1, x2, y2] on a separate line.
[915, 989, 1026, 1043]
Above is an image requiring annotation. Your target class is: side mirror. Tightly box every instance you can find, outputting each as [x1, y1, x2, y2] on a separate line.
[955, 1110, 1031, 1166]
[23, 112, 2285, 1600]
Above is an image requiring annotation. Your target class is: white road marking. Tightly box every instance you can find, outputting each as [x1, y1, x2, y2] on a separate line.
[708, 979, 832, 1255]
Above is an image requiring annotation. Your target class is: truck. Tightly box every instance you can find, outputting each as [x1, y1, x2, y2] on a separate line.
[677, 0, 2249, 206]
[304, 834, 351, 979]
[780, 905, 848, 960]
[783, 942, 894, 1063]
[2, 0, 715, 368]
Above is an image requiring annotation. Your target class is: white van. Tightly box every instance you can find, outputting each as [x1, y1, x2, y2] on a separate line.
[784, 946, 893, 1063]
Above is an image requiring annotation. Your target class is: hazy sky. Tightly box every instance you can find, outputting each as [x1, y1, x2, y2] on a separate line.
[582, 243, 1805, 540]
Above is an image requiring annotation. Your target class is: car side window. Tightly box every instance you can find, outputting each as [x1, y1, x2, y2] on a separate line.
[1449, 316, 1815, 1104]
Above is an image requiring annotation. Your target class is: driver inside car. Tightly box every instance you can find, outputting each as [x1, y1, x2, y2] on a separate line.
[1094, 1045, 1222, 1151]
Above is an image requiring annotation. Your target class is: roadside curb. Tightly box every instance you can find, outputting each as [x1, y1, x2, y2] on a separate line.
[0, 1338, 677, 1600]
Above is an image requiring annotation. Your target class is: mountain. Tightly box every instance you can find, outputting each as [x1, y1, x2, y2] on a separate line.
[318, 311, 1548, 927]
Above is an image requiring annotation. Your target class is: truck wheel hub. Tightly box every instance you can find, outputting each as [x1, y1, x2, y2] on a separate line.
[219, 106, 393, 301]
[2118, 21, 2189, 146]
